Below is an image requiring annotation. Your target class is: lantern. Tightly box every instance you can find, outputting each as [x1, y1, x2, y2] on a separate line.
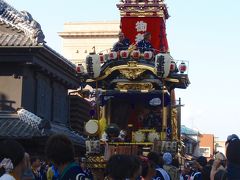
[108, 51, 118, 60]
[178, 62, 187, 73]
[155, 53, 172, 78]
[120, 50, 129, 59]
[131, 50, 140, 59]
[170, 61, 176, 72]
[99, 53, 105, 64]
[76, 64, 85, 74]
[143, 51, 153, 60]
[86, 54, 101, 78]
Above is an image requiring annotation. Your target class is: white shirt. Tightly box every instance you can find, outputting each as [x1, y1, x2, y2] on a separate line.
[0, 174, 16, 180]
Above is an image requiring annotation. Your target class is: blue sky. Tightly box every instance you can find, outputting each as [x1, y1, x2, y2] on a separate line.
[6, 0, 240, 140]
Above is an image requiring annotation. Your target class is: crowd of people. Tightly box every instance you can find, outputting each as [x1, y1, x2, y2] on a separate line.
[104, 134, 240, 180]
[0, 135, 93, 180]
[0, 133, 240, 180]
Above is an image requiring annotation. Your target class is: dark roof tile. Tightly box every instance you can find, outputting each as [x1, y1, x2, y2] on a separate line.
[0, 117, 44, 138]
[181, 125, 199, 135]
[12, 34, 22, 46]
[0, 34, 38, 47]
[0, 33, 7, 44]
[1, 33, 11, 46]
[0, 112, 85, 147]
[0, 0, 45, 43]
[51, 123, 85, 146]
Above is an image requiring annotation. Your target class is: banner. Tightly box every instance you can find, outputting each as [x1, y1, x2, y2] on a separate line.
[121, 17, 169, 53]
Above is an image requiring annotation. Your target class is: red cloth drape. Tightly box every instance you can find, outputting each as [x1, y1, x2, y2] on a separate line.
[121, 17, 169, 53]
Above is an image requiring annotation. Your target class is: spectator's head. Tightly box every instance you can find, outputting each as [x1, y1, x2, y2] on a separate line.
[225, 134, 239, 146]
[139, 156, 156, 179]
[105, 123, 120, 138]
[215, 152, 226, 161]
[163, 152, 172, 165]
[144, 32, 151, 41]
[106, 154, 132, 180]
[129, 156, 141, 180]
[147, 151, 160, 166]
[215, 152, 226, 167]
[196, 156, 207, 167]
[0, 139, 26, 177]
[207, 159, 214, 166]
[226, 136, 240, 165]
[45, 134, 75, 167]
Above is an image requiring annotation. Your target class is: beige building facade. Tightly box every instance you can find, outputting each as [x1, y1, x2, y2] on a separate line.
[58, 21, 120, 65]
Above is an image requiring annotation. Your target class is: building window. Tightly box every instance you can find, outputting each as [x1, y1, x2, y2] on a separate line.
[199, 147, 211, 157]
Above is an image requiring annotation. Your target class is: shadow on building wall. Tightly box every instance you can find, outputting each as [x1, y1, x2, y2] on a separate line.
[0, 93, 16, 111]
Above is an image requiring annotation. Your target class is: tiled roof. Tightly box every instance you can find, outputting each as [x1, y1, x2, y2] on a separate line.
[0, 114, 44, 138]
[0, 0, 45, 44]
[181, 125, 199, 135]
[0, 111, 85, 147]
[0, 1, 77, 71]
[51, 123, 85, 147]
[0, 33, 38, 46]
[182, 134, 198, 144]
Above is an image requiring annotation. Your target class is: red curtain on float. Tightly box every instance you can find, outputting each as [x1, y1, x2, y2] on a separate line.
[121, 17, 169, 53]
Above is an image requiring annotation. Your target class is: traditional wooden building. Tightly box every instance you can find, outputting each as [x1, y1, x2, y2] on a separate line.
[181, 125, 201, 158]
[0, 0, 85, 156]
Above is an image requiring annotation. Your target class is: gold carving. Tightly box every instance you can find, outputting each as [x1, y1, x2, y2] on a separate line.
[116, 82, 153, 91]
[127, 61, 138, 67]
[94, 64, 156, 82]
[119, 69, 145, 80]
[165, 78, 179, 83]
[171, 108, 178, 140]
[120, 10, 165, 17]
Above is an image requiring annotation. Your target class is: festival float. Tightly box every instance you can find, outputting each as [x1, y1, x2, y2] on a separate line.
[77, 0, 190, 170]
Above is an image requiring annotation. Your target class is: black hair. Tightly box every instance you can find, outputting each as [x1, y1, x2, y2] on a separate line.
[105, 124, 120, 137]
[197, 156, 207, 167]
[226, 134, 239, 145]
[129, 156, 141, 179]
[106, 154, 132, 180]
[139, 157, 149, 178]
[207, 159, 214, 166]
[147, 151, 160, 166]
[139, 156, 155, 178]
[45, 134, 75, 166]
[226, 138, 240, 165]
[0, 139, 25, 167]
[202, 165, 212, 180]
[0, 139, 25, 176]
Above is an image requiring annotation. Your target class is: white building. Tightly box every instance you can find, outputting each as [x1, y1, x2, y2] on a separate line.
[58, 21, 120, 65]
